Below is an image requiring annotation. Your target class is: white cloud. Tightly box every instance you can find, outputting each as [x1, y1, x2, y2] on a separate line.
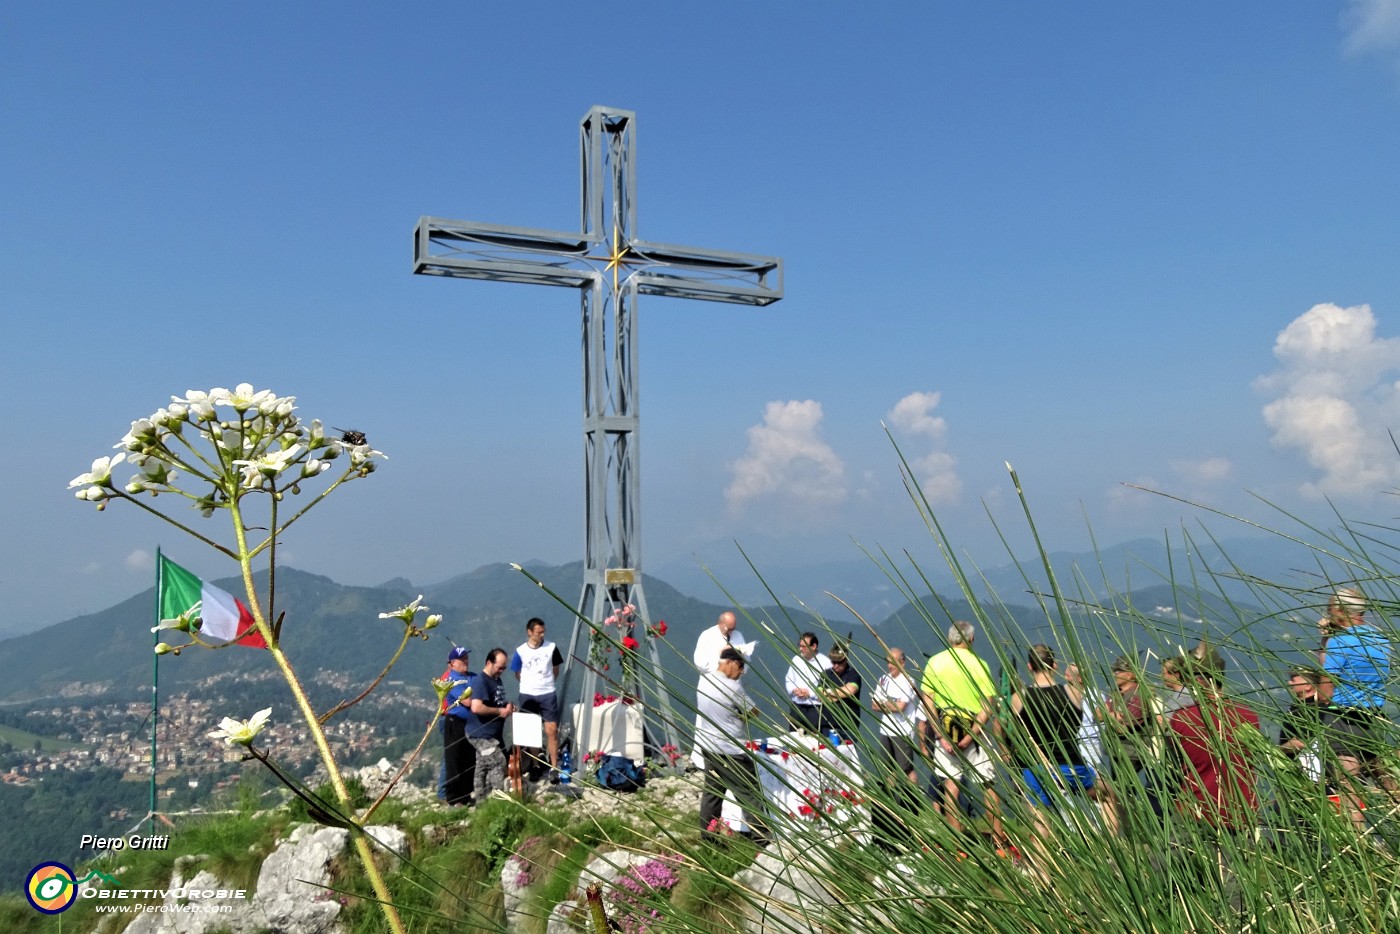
[1343, 0, 1400, 55]
[1256, 302, 1400, 498]
[726, 400, 847, 513]
[125, 549, 155, 572]
[1169, 457, 1233, 485]
[887, 391, 947, 439]
[908, 451, 962, 506]
[886, 391, 961, 505]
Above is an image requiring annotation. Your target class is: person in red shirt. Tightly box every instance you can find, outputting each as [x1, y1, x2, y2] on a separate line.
[1167, 643, 1262, 831]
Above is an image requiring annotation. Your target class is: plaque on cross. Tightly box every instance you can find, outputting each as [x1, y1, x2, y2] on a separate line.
[414, 106, 782, 761]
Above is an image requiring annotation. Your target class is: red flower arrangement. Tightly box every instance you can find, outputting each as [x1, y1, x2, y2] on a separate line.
[704, 818, 735, 836]
[622, 635, 640, 651]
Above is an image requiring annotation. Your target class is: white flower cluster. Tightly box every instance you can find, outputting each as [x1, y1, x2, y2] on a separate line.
[68, 383, 385, 514]
[379, 595, 442, 637]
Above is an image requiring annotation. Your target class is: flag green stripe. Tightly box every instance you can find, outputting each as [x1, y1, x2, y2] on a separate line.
[158, 555, 203, 620]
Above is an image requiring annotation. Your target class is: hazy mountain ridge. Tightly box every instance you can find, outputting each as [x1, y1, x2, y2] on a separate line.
[0, 533, 1330, 707]
[653, 533, 1343, 624]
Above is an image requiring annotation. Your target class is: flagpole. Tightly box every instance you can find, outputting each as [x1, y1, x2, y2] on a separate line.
[151, 546, 161, 823]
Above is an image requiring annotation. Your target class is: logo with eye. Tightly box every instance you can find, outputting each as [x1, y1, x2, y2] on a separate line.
[26, 862, 78, 914]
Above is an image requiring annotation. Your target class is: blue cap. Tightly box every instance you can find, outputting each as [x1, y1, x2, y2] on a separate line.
[447, 646, 471, 662]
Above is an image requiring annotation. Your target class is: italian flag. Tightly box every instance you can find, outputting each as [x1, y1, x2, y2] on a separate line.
[159, 555, 267, 648]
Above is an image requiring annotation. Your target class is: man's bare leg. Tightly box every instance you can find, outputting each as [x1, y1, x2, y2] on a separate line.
[543, 719, 559, 771]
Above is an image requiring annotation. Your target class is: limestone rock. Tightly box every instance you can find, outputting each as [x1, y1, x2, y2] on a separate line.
[577, 848, 646, 890]
[362, 824, 408, 870]
[255, 825, 349, 934]
[500, 854, 532, 932]
[546, 898, 583, 933]
[118, 867, 257, 934]
[737, 844, 831, 934]
[347, 761, 436, 807]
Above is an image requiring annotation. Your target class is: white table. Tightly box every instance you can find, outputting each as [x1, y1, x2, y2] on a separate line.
[721, 732, 868, 838]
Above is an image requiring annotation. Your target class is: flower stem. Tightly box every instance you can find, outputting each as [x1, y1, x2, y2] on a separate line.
[363, 709, 442, 823]
[320, 626, 415, 723]
[111, 492, 237, 558]
[228, 498, 406, 934]
[247, 469, 355, 559]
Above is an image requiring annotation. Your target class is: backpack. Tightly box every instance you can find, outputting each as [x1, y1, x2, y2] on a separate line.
[595, 754, 646, 793]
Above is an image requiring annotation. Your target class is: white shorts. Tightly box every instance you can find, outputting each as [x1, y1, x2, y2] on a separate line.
[932, 742, 995, 784]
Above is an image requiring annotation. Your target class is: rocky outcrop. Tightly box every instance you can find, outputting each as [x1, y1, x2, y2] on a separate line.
[122, 861, 257, 934]
[97, 772, 831, 934]
[254, 824, 350, 934]
[109, 821, 409, 934]
[736, 844, 831, 934]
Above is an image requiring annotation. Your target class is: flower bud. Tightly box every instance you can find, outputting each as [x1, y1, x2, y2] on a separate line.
[424, 614, 442, 630]
[155, 643, 175, 655]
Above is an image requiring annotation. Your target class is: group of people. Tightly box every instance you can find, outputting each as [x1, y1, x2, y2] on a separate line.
[429, 590, 1391, 868]
[439, 617, 564, 807]
[688, 588, 1395, 859]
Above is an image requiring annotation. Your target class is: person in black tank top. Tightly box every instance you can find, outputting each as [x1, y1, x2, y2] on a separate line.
[1016, 680, 1086, 771]
[1005, 645, 1099, 880]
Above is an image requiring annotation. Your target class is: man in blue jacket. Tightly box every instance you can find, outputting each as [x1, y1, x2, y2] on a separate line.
[442, 646, 477, 807]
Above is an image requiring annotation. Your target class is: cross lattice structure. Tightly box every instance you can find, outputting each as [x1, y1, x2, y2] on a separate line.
[413, 105, 782, 759]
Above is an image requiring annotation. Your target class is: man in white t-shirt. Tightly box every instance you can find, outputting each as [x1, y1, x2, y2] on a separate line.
[509, 617, 564, 777]
[1064, 662, 1106, 775]
[693, 610, 746, 676]
[872, 648, 919, 783]
[784, 632, 832, 733]
[695, 647, 769, 845]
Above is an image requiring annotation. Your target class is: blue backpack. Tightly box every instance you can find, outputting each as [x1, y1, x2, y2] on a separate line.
[595, 755, 646, 793]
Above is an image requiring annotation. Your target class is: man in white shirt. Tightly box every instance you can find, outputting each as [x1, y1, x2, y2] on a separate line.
[509, 617, 564, 777]
[693, 610, 746, 676]
[784, 632, 832, 733]
[695, 647, 769, 845]
[872, 648, 919, 783]
[1063, 662, 1106, 775]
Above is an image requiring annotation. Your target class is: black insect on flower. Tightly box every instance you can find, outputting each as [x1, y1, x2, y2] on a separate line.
[333, 427, 367, 446]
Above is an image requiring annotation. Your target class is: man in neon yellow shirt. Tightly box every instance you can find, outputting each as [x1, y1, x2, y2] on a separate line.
[920, 620, 1000, 838]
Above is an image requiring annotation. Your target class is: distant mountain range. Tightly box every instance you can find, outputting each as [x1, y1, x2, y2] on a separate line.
[0, 531, 1331, 711]
[652, 533, 1345, 622]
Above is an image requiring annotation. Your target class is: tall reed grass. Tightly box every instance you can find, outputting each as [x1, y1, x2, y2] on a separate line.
[577, 464, 1400, 933]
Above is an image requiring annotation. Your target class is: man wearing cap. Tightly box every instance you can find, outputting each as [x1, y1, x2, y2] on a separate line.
[696, 647, 770, 846]
[465, 647, 516, 802]
[442, 646, 477, 807]
[820, 644, 862, 740]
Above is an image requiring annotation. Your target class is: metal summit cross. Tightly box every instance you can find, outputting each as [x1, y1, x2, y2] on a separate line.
[413, 106, 782, 757]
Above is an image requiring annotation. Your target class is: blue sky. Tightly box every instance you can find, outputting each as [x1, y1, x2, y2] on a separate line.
[5, 2, 1400, 632]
